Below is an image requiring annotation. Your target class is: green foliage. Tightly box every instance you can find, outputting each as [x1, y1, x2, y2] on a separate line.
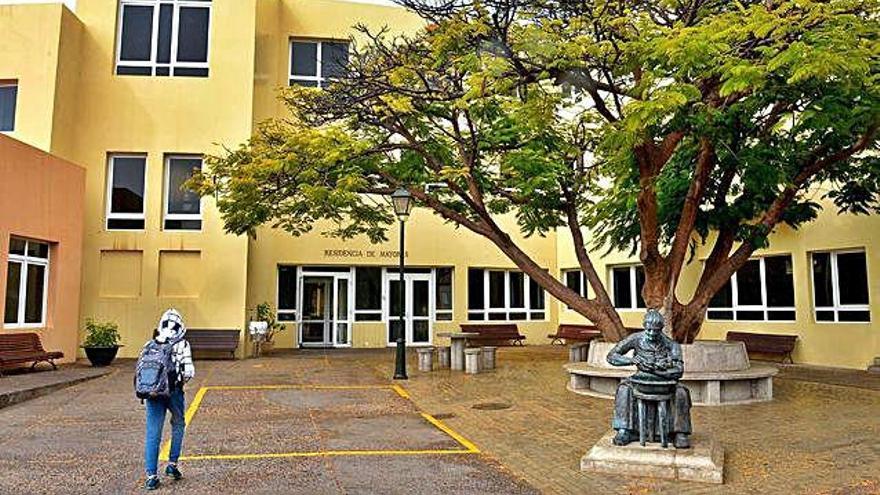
[82, 318, 121, 348]
[251, 302, 284, 342]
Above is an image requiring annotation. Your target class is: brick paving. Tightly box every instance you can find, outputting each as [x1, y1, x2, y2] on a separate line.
[0, 347, 877, 494]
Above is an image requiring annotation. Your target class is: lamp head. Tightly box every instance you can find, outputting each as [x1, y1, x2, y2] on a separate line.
[391, 187, 413, 221]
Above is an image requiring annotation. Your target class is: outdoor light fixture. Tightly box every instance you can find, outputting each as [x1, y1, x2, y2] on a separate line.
[392, 187, 413, 380]
[391, 187, 414, 221]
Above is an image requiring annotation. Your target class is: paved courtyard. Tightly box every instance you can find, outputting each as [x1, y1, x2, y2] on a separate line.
[0, 346, 877, 494]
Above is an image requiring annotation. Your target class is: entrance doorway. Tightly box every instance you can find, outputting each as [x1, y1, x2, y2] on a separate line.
[299, 270, 351, 347]
[385, 271, 432, 347]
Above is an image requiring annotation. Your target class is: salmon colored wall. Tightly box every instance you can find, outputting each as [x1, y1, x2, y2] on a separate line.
[0, 134, 85, 363]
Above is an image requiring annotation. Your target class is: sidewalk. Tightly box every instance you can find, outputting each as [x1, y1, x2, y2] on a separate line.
[0, 361, 111, 410]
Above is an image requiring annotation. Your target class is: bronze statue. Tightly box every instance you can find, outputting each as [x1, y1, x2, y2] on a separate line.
[606, 309, 692, 449]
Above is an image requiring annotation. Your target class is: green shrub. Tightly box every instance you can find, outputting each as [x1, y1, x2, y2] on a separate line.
[82, 318, 121, 347]
[252, 302, 284, 342]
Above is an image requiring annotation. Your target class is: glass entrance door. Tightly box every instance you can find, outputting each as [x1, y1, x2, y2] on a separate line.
[386, 272, 432, 346]
[299, 272, 352, 347]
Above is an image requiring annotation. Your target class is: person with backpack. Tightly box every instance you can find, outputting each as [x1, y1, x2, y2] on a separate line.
[136, 308, 195, 491]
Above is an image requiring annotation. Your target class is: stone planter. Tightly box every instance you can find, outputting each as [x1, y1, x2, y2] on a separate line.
[83, 346, 120, 367]
[565, 340, 777, 406]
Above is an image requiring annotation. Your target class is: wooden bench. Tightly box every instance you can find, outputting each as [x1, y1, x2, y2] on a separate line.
[548, 324, 602, 345]
[726, 331, 798, 364]
[186, 329, 240, 359]
[0, 333, 64, 376]
[459, 324, 526, 346]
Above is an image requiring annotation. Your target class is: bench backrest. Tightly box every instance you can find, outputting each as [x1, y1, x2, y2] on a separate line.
[726, 331, 797, 353]
[557, 324, 600, 338]
[186, 329, 241, 348]
[460, 324, 522, 337]
[0, 333, 45, 353]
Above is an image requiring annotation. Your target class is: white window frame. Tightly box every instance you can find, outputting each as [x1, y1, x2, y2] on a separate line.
[468, 269, 546, 322]
[706, 255, 797, 322]
[353, 266, 383, 321]
[163, 154, 203, 231]
[609, 265, 645, 311]
[4, 239, 50, 329]
[115, 0, 212, 77]
[276, 265, 298, 322]
[106, 154, 148, 231]
[288, 39, 348, 88]
[561, 268, 587, 310]
[0, 80, 17, 133]
[811, 249, 871, 323]
[433, 267, 454, 321]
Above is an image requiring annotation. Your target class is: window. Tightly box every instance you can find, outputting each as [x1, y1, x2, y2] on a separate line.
[707, 255, 796, 321]
[277, 265, 298, 321]
[164, 156, 202, 230]
[435, 267, 453, 321]
[355, 267, 382, 321]
[116, 0, 211, 77]
[4, 238, 49, 328]
[106, 155, 147, 230]
[812, 250, 870, 322]
[467, 268, 545, 321]
[0, 81, 16, 132]
[611, 265, 646, 310]
[562, 269, 588, 309]
[289, 40, 349, 87]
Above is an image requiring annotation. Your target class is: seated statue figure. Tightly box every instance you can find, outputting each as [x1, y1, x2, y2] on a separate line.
[606, 309, 692, 449]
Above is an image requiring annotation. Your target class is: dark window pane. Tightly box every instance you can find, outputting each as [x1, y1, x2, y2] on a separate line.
[107, 218, 145, 230]
[26, 241, 49, 259]
[735, 310, 764, 321]
[9, 238, 26, 255]
[815, 310, 835, 321]
[530, 311, 545, 320]
[157, 4, 173, 64]
[837, 252, 868, 305]
[488, 271, 505, 308]
[163, 219, 201, 230]
[736, 260, 762, 306]
[436, 312, 452, 321]
[467, 269, 484, 310]
[354, 312, 382, 321]
[116, 66, 153, 76]
[529, 278, 544, 310]
[355, 267, 381, 310]
[612, 267, 631, 308]
[508, 312, 526, 320]
[509, 272, 524, 308]
[0, 84, 17, 132]
[177, 7, 210, 63]
[488, 313, 507, 321]
[765, 255, 794, 307]
[291, 42, 318, 77]
[290, 79, 318, 87]
[155, 67, 170, 76]
[278, 266, 297, 310]
[120, 5, 153, 61]
[565, 271, 581, 295]
[838, 310, 870, 322]
[24, 264, 45, 324]
[389, 280, 403, 318]
[811, 253, 833, 307]
[413, 280, 429, 317]
[435, 267, 453, 311]
[767, 310, 795, 321]
[322, 42, 348, 78]
[278, 312, 297, 322]
[111, 156, 146, 214]
[4, 262, 21, 324]
[173, 67, 209, 77]
[467, 311, 484, 321]
[167, 158, 202, 215]
[709, 278, 733, 308]
[635, 267, 646, 308]
[707, 310, 733, 320]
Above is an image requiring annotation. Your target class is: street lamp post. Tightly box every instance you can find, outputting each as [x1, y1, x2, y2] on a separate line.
[391, 188, 413, 380]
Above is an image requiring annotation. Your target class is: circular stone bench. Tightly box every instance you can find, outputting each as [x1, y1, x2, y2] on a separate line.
[564, 340, 778, 406]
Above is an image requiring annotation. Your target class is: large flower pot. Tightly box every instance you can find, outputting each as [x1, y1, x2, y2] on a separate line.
[83, 346, 120, 367]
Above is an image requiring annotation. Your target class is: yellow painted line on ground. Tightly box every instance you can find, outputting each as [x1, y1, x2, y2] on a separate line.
[159, 387, 208, 462]
[177, 449, 475, 461]
[420, 412, 481, 453]
[390, 384, 410, 399]
[204, 384, 389, 391]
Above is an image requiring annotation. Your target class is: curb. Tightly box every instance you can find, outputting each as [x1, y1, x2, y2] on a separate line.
[0, 368, 114, 410]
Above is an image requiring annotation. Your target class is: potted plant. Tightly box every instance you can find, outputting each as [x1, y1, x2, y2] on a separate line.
[249, 302, 284, 355]
[82, 318, 122, 366]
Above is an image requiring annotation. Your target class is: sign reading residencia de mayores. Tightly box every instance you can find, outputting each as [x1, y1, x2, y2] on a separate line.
[323, 248, 409, 259]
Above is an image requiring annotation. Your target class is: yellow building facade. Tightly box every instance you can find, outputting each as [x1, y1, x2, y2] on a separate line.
[1, 0, 877, 369]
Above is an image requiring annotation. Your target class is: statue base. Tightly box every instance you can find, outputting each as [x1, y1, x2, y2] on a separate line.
[581, 431, 724, 484]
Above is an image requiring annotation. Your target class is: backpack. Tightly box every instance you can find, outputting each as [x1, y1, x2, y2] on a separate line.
[134, 337, 181, 400]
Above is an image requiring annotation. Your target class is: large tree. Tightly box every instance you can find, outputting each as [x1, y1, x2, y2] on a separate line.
[193, 0, 880, 342]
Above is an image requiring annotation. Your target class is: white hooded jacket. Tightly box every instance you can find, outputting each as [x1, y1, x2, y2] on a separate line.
[152, 308, 195, 383]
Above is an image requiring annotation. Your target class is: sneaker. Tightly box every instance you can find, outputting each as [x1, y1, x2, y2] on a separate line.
[165, 464, 182, 481]
[144, 475, 161, 491]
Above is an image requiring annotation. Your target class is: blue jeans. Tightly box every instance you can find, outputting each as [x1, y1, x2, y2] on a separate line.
[144, 388, 186, 476]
